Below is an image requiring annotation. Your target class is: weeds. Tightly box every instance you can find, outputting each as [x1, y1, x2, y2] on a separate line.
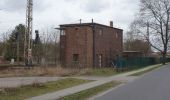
[0, 67, 90, 77]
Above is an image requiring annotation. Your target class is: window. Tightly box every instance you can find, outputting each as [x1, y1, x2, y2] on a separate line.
[73, 54, 79, 62]
[99, 29, 103, 36]
[75, 27, 79, 30]
[98, 54, 103, 68]
[61, 30, 65, 36]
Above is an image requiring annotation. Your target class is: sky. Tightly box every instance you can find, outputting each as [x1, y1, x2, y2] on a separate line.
[0, 0, 140, 36]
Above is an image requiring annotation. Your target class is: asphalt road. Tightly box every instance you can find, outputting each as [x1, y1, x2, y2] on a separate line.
[96, 64, 170, 100]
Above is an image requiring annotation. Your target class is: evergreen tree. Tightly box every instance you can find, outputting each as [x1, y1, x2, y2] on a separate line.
[4, 24, 26, 61]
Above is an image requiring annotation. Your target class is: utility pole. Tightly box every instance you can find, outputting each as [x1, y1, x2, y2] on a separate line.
[24, 0, 33, 66]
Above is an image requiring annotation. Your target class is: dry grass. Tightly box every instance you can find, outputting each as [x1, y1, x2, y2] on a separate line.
[0, 67, 90, 77]
[0, 65, 120, 77]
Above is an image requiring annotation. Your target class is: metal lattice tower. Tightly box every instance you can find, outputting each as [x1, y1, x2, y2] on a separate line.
[24, 0, 33, 65]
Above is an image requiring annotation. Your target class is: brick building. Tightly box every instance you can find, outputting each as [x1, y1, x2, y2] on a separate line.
[59, 21, 123, 68]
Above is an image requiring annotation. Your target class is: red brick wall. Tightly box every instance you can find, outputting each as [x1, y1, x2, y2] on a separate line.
[86, 27, 94, 67]
[60, 35, 66, 66]
[94, 25, 123, 67]
[60, 26, 93, 68]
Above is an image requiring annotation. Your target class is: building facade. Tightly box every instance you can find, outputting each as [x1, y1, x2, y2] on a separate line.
[59, 22, 123, 68]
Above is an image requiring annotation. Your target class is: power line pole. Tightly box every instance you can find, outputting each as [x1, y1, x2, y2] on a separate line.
[24, 0, 33, 66]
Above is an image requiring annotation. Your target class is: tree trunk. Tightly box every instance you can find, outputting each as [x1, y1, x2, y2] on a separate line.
[162, 52, 166, 65]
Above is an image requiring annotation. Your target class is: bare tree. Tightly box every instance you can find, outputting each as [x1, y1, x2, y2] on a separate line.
[0, 31, 10, 57]
[51, 30, 60, 65]
[39, 27, 60, 66]
[124, 19, 152, 56]
[134, 0, 170, 64]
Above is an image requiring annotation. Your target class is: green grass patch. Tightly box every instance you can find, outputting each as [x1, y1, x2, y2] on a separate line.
[82, 68, 118, 76]
[59, 81, 121, 100]
[130, 64, 162, 76]
[80, 65, 159, 77]
[0, 78, 91, 100]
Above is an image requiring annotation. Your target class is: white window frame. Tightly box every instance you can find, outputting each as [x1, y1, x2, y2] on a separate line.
[61, 30, 66, 36]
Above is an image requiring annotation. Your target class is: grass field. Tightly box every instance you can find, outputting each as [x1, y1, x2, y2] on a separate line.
[130, 64, 162, 76]
[0, 78, 90, 100]
[81, 68, 118, 76]
[59, 81, 121, 100]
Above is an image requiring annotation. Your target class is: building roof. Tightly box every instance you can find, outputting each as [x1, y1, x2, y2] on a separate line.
[60, 23, 123, 31]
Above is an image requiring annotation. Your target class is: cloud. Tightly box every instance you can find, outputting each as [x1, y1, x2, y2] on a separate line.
[83, 0, 110, 13]
[0, 0, 140, 34]
[0, 0, 48, 13]
[0, 0, 26, 12]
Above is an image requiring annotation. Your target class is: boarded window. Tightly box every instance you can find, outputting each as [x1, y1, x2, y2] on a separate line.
[73, 54, 79, 62]
[99, 29, 103, 36]
[75, 27, 79, 30]
[116, 32, 118, 38]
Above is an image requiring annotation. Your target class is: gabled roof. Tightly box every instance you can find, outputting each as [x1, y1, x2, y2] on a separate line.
[60, 23, 123, 31]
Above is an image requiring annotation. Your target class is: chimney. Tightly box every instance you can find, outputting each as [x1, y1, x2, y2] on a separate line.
[80, 19, 82, 24]
[92, 19, 94, 23]
[110, 21, 113, 27]
[35, 30, 39, 34]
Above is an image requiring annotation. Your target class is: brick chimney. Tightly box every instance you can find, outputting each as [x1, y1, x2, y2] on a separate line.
[110, 21, 113, 27]
[92, 19, 94, 23]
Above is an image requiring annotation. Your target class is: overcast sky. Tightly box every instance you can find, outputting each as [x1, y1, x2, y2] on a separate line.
[0, 0, 140, 35]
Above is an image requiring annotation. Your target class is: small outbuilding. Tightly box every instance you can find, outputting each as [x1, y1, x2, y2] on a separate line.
[123, 51, 144, 58]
